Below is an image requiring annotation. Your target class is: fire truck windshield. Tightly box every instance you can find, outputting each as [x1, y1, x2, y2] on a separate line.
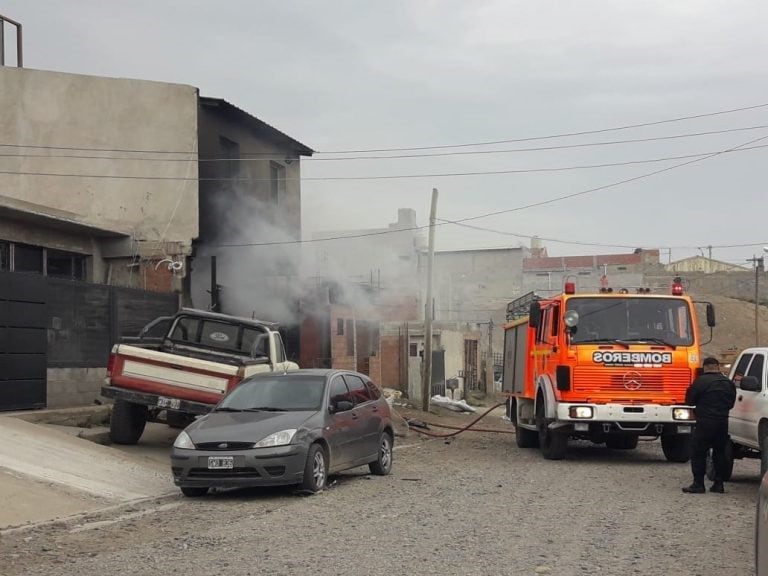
[566, 297, 694, 347]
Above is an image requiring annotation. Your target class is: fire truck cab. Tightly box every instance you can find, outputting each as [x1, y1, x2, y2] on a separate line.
[502, 279, 715, 461]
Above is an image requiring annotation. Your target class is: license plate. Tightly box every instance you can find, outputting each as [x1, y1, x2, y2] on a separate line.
[157, 396, 181, 410]
[208, 456, 234, 469]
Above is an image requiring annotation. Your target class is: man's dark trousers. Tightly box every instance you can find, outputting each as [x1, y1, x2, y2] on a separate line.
[690, 417, 729, 484]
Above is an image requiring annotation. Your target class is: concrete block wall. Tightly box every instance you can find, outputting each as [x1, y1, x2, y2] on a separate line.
[47, 367, 107, 408]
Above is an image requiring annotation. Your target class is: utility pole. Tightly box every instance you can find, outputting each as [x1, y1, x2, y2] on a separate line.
[209, 255, 220, 312]
[747, 254, 764, 346]
[422, 188, 438, 412]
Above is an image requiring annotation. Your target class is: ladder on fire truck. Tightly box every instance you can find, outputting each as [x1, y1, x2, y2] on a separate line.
[506, 291, 539, 321]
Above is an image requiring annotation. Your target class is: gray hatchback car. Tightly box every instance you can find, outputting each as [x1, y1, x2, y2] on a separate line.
[170, 369, 394, 496]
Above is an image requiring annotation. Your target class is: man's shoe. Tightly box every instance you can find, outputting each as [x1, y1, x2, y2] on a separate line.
[710, 482, 725, 493]
[682, 483, 706, 494]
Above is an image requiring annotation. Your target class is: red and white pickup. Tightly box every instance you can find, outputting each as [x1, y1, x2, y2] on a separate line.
[101, 308, 298, 444]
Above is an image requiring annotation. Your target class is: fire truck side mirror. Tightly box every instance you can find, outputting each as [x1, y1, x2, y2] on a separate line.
[706, 303, 716, 327]
[528, 302, 542, 328]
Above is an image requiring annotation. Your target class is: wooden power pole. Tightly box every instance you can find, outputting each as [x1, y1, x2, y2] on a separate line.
[422, 188, 438, 412]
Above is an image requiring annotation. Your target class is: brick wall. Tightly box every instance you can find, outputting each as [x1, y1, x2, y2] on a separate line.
[380, 333, 406, 391]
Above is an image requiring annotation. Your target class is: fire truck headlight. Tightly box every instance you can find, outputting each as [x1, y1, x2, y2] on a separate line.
[673, 408, 694, 421]
[569, 406, 594, 419]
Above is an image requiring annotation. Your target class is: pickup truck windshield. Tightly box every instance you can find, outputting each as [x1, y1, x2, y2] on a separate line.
[567, 297, 694, 346]
[168, 316, 269, 357]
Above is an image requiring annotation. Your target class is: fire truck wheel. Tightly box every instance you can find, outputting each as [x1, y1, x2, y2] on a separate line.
[110, 400, 148, 445]
[536, 399, 567, 460]
[516, 425, 539, 448]
[606, 435, 639, 450]
[661, 434, 691, 463]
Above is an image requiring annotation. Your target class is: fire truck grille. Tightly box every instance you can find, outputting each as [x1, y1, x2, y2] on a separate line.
[572, 367, 692, 401]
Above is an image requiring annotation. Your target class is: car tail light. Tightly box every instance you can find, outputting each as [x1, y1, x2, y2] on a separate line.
[106, 353, 116, 376]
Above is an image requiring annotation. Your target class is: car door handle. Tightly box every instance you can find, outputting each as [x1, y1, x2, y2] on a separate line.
[371, 406, 379, 412]
[351, 412, 359, 419]
[738, 395, 743, 401]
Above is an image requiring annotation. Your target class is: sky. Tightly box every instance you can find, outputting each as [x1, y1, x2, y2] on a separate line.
[3, 0, 768, 266]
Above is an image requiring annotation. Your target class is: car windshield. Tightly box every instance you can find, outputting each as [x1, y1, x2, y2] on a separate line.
[218, 375, 326, 412]
[567, 297, 694, 346]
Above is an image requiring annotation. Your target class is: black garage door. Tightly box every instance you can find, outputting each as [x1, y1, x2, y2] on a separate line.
[0, 271, 47, 411]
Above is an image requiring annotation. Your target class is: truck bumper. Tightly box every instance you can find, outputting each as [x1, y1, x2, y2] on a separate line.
[554, 403, 695, 434]
[101, 385, 214, 416]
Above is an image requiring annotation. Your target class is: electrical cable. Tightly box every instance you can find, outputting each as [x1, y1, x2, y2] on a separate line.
[0, 142, 765, 183]
[3, 124, 768, 162]
[405, 401, 509, 438]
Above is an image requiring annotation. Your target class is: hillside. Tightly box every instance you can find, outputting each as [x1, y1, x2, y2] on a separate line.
[694, 293, 768, 364]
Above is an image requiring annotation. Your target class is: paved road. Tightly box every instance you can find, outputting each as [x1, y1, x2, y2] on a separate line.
[0, 417, 760, 576]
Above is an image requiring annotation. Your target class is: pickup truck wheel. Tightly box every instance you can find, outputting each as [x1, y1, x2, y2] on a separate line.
[180, 486, 208, 497]
[706, 441, 734, 482]
[369, 432, 393, 475]
[661, 434, 691, 463]
[606, 435, 639, 450]
[536, 397, 567, 460]
[760, 425, 768, 476]
[301, 444, 328, 493]
[109, 400, 148, 445]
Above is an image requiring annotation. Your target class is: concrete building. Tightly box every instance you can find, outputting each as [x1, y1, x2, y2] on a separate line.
[522, 248, 662, 295]
[0, 66, 199, 291]
[0, 65, 312, 409]
[665, 256, 748, 274]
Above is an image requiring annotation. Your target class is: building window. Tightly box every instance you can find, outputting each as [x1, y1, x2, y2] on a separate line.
[13, 243, 44, 273]
[0, 241, 9, 270]
[270, 161, 286, 204]
[337, 318, 344, 335]
[219, 136, 240, 180]
[409, 343, 418, 357]
[47, 249, 87, 280]
[617, 266, 627, 271]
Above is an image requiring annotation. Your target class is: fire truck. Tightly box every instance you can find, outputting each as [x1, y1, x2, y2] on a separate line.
[502, 278, 715, 461]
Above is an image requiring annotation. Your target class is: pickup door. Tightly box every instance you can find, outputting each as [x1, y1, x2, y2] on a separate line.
[730, 350, 767, 448]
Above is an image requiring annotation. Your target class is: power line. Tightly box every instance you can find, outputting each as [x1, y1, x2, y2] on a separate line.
[3, 124, 768, 162]
[319, 102, 768, 153]
[1, 142, 766, 182]
[209, 132, 768, 248]
[0, 102, 766, 157]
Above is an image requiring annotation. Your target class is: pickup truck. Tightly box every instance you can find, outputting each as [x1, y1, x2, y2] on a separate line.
[711, 347, 768, 480]
[101, 308, 299, 444]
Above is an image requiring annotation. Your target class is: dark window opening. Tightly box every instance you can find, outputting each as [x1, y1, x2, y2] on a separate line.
[346, 319, 354, 355]
[337, 318, 344, 335]
[0, 241, 9, 270]
[47, 249, 87, 280]
[219, 136, 240, 180]
[270, 161, 286, 204]
[14, 243, 44, 273]
[409, 343, 418, 357]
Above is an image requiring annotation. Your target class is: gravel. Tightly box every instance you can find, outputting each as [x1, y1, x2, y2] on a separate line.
[0, 411, 759, 576]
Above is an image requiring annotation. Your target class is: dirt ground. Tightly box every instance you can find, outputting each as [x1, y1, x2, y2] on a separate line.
[0, 403, 760, 576]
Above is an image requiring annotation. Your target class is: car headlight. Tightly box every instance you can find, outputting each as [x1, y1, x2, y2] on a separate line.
[173, 430, 196, 450]
[253, 429, 297, 448]
[568, 406, 594, 419]
[673, 408, 694, 421]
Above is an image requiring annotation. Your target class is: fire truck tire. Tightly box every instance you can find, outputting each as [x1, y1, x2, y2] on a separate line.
[606, 435, 639, 450]
[110, 400, 148, 445]
[516, 425, 538, 448]
[661, 434, 691, 463]
[536, 398, 567, 460]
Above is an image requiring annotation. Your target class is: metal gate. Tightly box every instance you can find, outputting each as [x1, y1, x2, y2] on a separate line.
[0, 271, 47, 411]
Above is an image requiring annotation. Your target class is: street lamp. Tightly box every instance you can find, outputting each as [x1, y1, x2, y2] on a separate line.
[747, 248, 768, 346]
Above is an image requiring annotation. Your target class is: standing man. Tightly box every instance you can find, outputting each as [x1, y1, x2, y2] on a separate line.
[682, 357, 737, 494]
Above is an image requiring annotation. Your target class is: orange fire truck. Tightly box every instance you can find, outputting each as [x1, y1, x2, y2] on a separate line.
[502, 278, 715, 461]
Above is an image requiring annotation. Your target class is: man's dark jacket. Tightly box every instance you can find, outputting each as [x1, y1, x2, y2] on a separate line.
[685, 372, 737, 421]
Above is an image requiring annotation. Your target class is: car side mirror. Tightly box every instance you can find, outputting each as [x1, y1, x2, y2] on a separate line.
[739, 375, 761, 392]
[331, 400, 354, 413]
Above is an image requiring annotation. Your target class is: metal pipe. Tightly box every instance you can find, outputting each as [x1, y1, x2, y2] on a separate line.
[0, 14, 22, 67]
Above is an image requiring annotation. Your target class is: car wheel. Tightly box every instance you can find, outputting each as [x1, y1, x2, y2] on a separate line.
[301, 443, 327, 493]
[369, 432, 393, 475]
[706, 441, 734, 482]
[180, 486, 208, 497]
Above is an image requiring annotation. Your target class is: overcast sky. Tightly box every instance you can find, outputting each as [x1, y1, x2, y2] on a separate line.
[3, 1, 768, 265]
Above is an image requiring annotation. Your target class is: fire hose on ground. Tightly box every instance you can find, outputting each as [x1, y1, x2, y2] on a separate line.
[395, 401, 513, 439]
